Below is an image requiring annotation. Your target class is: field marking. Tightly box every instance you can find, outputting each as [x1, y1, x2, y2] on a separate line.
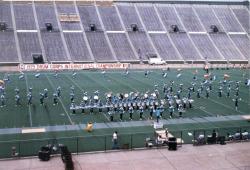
[193, 105, 215, 117]
[201, 95, 245, 115]
[209, 89, 250, 107]
[65, 73, 111, 122]
[45, 74, 74, 125]
[24, 74, 33, 127]
[22, 128, 45, 134]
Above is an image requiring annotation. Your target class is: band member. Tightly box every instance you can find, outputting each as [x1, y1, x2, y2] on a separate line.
[119, 106, 124, 121]
[56, 86, 61, 97]
[169, 105, 174, 118]
[15, 94, 20, 106]
[71, 102, 76, 114]
[218, 86, 222, 97]
[70, 92, 75, 103]
[27, 92, 32, 105]
[139, 105, 144, 120]
[129, 105, 133, 120]
[15, 87, 19, 94]
[178, 104, 184, 117]
[159, 104, 164, 117]
[197, 88, 201, 98]
[40, 93, 45, 105]
[44, 88, 48, 98]
[206, 87, 210, 98]
[149, 105, 154, 120]
[233, 97, 241, 111]
[53, 93, 58, 105]
[156, 108, 160, 123]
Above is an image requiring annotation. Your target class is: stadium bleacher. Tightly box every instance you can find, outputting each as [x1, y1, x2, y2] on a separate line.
[41, 32, 68, 62]
[150, 33, 182, 60]
[13, 4, 37, 30]
[98, 5, 123, 31]
[64, 32, 92, 62]
[0, 32, 18, 62]
[56, 3, 81, 31]
[86, 31, 115, 62]
[190, 34, 224, 60]
[231, 6, 250, 33]
[108, 33, 137, 61]
[0, 1, 249, 63]
[35, 4, 59, 30]
[230, 34, 250, 59]
[18, 32, 42, 63]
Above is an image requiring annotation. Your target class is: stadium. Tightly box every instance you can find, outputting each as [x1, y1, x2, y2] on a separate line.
[0, 0, 249, 169]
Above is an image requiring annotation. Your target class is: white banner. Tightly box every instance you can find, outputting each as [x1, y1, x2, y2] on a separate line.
[19, 63, 129, 71]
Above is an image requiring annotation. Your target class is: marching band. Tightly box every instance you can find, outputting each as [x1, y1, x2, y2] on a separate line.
[0, 69, 248, 122]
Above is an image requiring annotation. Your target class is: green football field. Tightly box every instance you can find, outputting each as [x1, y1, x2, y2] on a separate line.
[0, 68, 249, 158]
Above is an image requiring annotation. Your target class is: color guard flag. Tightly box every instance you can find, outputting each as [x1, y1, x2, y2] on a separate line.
[204, 74, 210, 79]
[0, 80, 4, 86]
[224, 74, 230, 79]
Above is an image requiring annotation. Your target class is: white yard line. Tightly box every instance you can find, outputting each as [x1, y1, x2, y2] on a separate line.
[201, 95, 245, 115]
[24, 74, 33, 127]
[45, 74, 74, 125]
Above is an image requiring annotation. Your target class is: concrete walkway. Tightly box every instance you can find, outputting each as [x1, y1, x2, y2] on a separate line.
[0, 142, 249, 170]
[0, 115, 248, 135]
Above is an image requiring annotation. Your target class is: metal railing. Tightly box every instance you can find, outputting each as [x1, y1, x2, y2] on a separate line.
[0, 125, 249, 159]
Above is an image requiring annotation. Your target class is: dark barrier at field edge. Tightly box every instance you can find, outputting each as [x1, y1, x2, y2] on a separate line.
[0, 125, 249, 159]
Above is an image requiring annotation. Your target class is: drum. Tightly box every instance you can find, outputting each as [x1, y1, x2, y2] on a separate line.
[94, 95, 99, 100]
[83, 96, 88, 101]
